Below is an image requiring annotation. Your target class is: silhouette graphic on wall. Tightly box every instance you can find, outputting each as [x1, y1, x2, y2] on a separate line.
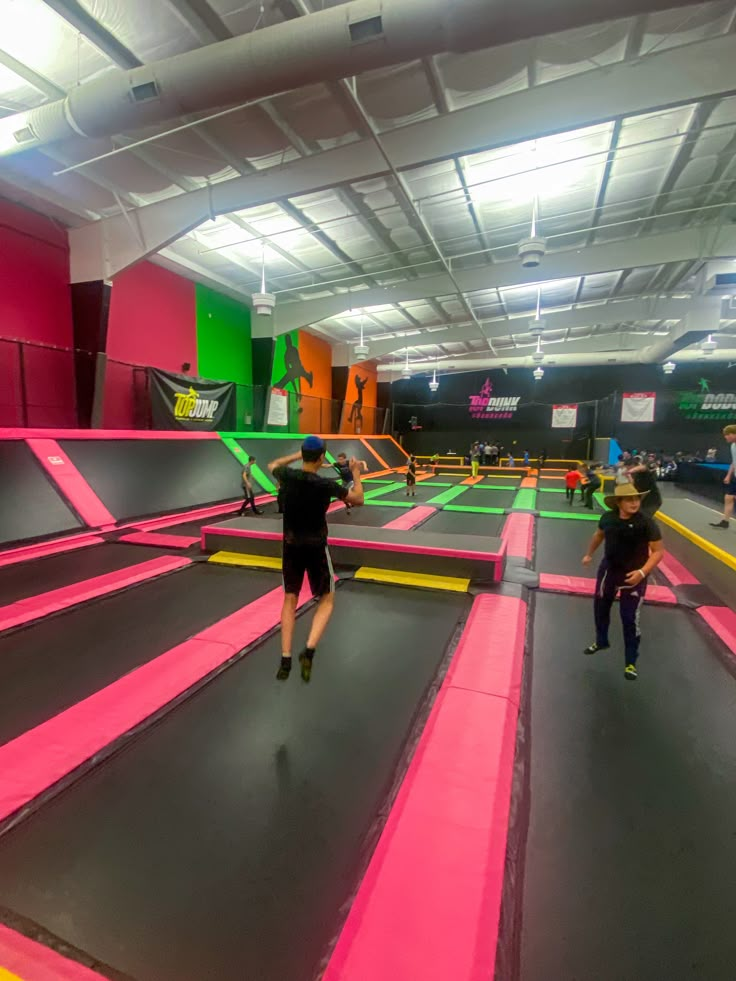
[274, 335, 313, 409]
[348, 374, 368, 428]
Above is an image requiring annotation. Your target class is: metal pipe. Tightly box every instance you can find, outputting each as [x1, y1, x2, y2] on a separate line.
[0, 0, 705, 156]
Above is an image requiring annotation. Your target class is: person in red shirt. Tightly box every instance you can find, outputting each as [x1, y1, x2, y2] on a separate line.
[565, 466, 581, 505]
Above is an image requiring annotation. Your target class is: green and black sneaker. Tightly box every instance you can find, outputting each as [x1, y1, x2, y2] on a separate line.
[276, 656, 292, 681]
[624, 664, 638, 681]
[584, 642, 610, 656]
[299, 648, 315, 683]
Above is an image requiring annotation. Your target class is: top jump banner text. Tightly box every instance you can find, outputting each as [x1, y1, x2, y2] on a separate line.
[149, 368, 236, 431]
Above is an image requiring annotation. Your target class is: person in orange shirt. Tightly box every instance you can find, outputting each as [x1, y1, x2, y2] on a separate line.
[565, 466, 581, 505]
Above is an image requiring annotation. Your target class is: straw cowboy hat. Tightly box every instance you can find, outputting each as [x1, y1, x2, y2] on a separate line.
[604, 482, 649, 510]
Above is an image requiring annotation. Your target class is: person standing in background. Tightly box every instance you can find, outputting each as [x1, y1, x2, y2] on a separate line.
[471, 442, 482, 477]
[237, 456, 263, 516]
[710, 424, 736, 530]
[523, 449, 530, 467]
[538, 449, 548, 468]
[489, 442, 499, 466]
[627, 454, 662, 517]
[565, 465, 581, 505]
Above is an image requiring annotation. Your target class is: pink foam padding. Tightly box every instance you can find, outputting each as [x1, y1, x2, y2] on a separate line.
[0, 556, 190, 633]
[500, 512, 534, 561]
[119, 531, 198, 548]
[538, 574, 677, 605]
[26, 438, 116, 527]
[538, 573, 595, 596]
[0, 923, 108, 980]
[0, 429, 219, 439]
[324, 594, 526, 981]
[327, 500, 347, 514]
[445, 594, 526, 707]
[0, 582, 312, 823]
[382, 506, 436, 531]
[698, 606, 736, 656]
[126, 499, 247, 532]
[659, 553, 699, 586]
[0, 533, 104, 569]
[204, 526, 503, 564]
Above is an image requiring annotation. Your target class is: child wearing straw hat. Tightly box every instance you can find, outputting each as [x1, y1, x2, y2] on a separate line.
[581, 482, 664, 680]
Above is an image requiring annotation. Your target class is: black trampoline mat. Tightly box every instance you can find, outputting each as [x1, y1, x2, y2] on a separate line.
[0, 442, 82, 546]
[0, 542, 175, 606]
[327, 505, 399, 527]
[376, 483, 447, 504]
[423, 509, 505, 537]
[0, 583, 468, 981]
[60, 440, 242, 521]
[521, 593, 736, 981]
[365, 437, 405, 468]
[466, 489, 516, 509]
[535, 517, 600, 578]
[165, 501, 281, 537]
[0, 565, 278, 748]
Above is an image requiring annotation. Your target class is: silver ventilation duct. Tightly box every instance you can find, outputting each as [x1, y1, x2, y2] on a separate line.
[0, 0, 705, 155]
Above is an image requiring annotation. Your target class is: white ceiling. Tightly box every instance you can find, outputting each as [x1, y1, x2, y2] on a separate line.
[2, 0, 736, 374]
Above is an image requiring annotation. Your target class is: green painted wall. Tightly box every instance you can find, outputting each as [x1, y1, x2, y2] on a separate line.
[195, 284, 253, 429]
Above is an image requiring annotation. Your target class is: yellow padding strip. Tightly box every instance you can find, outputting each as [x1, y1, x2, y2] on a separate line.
[657, 511, 736, 573]
[209, 551, 282, 570]
[0, 969, 24, 981]
[354, 566, 470, 592]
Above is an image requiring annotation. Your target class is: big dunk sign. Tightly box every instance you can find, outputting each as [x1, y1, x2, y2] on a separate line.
[468, 379, 521, 420]
[677, 378, 736, 420]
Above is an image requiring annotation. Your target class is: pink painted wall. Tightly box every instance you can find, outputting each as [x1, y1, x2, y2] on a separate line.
[0, 198, 75, 425]
[104, 261, 197, 427]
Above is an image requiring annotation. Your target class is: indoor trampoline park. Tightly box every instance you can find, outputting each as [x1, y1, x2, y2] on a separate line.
[1, 1, 736, 979]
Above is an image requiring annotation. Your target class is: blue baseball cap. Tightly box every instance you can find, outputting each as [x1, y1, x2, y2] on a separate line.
[302, 435, 325, 452]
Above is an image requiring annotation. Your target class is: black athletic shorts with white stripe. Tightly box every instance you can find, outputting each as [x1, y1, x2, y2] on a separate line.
[282, 543, 335, 597]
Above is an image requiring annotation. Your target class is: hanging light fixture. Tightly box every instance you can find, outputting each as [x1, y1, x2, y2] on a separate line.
[701, 334, 717, 356]
[529, 286, 546, 337]
[518, 157, 547, 268]
[533, 366, 544, 381]
[429, 362, 439, 393]
[253, 241, 276, 316]
[354, 312, 369, 361]
[401, 349, 412, 379]
[662, 361, 676, 375]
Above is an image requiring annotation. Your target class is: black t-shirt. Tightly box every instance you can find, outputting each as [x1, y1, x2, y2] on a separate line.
[598, 510, 662, 574]
[334, 462, 352, 483]
[273, 465, 348, 546]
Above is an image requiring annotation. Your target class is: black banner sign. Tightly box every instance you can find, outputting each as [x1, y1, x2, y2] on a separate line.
[148, 368, 236, 431]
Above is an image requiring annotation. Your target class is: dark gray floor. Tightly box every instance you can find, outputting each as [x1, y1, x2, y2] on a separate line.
[0, 565, 278, 748]
[521, 593, 736, 981]
[463, 489, 516, 509]
[0, 543, 173, 606]
[377, 482, 452, 504]
[422, 508, 505, 537]
[535, 517, 601, 578]
[0, 583, 468, 981]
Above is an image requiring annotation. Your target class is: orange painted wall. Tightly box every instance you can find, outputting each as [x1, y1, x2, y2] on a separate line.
[298, 330, 332, 433]
[340, 361, 378, 434]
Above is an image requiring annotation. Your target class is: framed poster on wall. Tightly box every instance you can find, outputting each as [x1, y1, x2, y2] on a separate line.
[551, 404, 578, 428]
[267, 387, 289, 427]
[621, 392, 656, 423]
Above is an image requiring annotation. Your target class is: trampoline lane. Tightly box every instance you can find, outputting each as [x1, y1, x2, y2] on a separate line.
[520, 591, 736, 981]
[0, 583, 469, 981]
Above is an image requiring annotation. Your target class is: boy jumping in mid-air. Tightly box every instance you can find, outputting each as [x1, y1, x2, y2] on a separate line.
[269, 437, 364, 683]
[328, 451, 368, 514]
[581, 482, 664, 680]
[406, 455, 417, 497]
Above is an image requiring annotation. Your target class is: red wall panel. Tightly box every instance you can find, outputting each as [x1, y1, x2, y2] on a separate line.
[105, 261, 197, 427]
[0, 199, 73, 348]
